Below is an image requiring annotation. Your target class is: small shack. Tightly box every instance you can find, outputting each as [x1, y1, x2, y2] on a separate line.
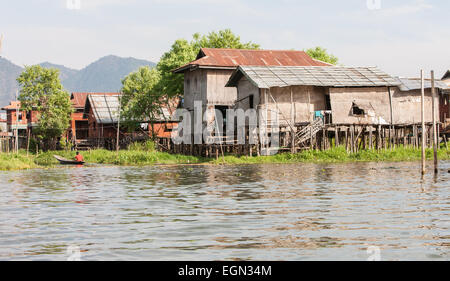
[1, 101, 28, 133]
[225, 65, 442, 152]
[83, 94, 180, 149]
[83, 94, 122, 143]
[173, 48, 331, 122]
[69, 92, 119, 143]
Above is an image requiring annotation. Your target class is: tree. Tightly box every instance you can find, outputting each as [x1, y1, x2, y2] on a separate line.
[17, 65, 73, 149]
[157, 29, 260, 97]
[121, 66, 165, 139]
[305, 47, 339, 65]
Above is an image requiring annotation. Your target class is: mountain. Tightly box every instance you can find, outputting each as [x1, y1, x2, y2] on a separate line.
[63, 55, 156, 92]
[39, 62, 79, 82]
[0, 57, 23, 106]
[0, 55, 156, 107]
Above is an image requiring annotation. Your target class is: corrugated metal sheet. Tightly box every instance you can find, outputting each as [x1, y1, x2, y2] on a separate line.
[442, 70, 450, 80]
[226, 66, 400, 89]
[396, 78, 449, 91]
[71, 92, 119, 108]
[88, 95, 121, 124]
[174, 48, 331, 73]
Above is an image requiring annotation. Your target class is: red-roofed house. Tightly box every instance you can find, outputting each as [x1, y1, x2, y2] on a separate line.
[69, 92, 120, 143]
[173, 48, 332, 113]
[1, 101, 29, 133]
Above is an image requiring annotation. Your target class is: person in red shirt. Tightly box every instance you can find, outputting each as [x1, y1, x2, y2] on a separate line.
[75, 152, 84, 162]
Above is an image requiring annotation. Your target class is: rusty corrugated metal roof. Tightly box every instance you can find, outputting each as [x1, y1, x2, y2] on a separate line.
[174, 48, 332, 73]
[71, 92, 119, 108]
[226, 66, 400, 89]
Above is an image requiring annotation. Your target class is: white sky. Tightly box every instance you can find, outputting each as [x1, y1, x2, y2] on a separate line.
[0, 0, 449, 78]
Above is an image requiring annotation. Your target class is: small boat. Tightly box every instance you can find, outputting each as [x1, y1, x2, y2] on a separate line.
[54, 155, 85, 165]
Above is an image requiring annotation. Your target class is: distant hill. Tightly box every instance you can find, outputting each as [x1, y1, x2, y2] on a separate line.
[0, 55, 156, 107]
[39, 62, 79, 82]
[0, 57, 23, 106]
[63, 55, 156, 93]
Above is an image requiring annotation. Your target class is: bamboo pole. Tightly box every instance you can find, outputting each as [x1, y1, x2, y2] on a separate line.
[290, 87, 296, 153]
[431, 71, 438, 174]
[116, 93, 121, 153]
[15, 90, 19, 154]
[421, 70, 426, 176]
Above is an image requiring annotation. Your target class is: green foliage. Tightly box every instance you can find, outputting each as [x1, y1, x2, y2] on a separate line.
[60, 136, 73, 151]
[156, 29, 260, 97]
[17, 65, 73, 147]
[121, 66, 165, 135]
[305, 46, 339, 65]
[127, 140, 156, 152]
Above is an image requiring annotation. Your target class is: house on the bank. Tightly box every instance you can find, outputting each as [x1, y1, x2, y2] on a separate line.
[225, 65, 447, 127]
[83, 94, 180, 141]
[83, 94, 122, 139]
[173, 48, 332, 117]
[70, 92, 119, 142]
[1, 101, 29, 133]
[395, 77, 448, 127]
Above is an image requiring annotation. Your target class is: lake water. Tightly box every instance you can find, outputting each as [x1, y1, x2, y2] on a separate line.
[0, 161, 449, 261]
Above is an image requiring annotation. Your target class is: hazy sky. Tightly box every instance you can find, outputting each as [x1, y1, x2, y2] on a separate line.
[0, 0, 448, 77]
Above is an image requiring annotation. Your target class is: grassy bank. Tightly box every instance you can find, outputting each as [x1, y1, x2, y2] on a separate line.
[211, 146, 450, 165]
[1, 145, 449, 171]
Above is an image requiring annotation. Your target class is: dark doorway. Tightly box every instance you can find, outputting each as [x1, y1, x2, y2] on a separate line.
[215, 105, 229, 137]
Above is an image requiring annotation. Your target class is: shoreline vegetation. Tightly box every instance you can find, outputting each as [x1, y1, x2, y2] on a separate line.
[0, 142, 449, 171]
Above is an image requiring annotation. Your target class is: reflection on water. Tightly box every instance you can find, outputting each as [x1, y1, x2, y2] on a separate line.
[0, 161, 449, 261]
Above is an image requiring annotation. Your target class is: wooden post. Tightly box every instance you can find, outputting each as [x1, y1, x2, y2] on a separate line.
[290, 87, 296, 153]
[421, 70, 426, 176]
[431, 71, 438, 174]
[15, 90, 19, 154]
[345, 128, 348, 152]
[27, 127, 31, 156]
[335, 126, 339, 147]
[388, 87, 393, 151]
[116, 94, 121, 154]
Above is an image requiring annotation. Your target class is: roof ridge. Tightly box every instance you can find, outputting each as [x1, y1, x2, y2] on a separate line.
[201, 47, 307, 52]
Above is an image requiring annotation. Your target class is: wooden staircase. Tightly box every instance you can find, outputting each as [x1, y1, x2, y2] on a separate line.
[295, 118, 324, 147]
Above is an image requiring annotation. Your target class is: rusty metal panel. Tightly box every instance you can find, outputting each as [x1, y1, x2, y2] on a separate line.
[174, 48, 331, 73]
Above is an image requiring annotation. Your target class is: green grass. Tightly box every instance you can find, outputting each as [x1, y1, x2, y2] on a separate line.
[211, 146, 450, 165]
[0, 153, 39, 171]
[1, 144, 449, 171]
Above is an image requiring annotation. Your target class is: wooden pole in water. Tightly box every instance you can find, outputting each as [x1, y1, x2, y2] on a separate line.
[421, 70, 426, 176]
[290, 87, 296, 153]
[116, 93, 121, 153]
[431, 71, 438, 174]
[15, 90, 19, 154]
